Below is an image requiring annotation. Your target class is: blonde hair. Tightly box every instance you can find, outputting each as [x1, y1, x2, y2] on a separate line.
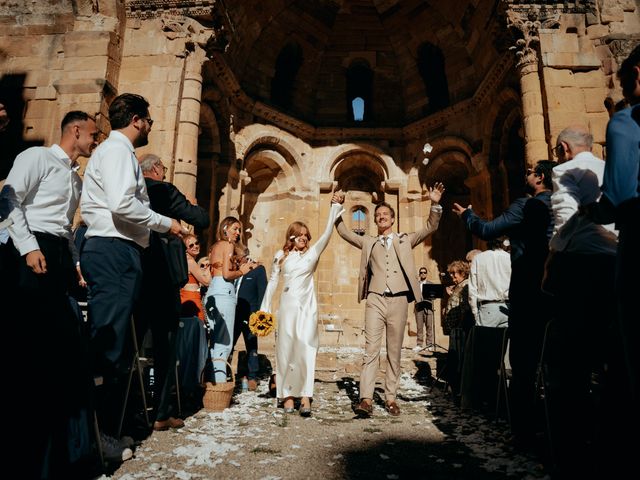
[215, 217, 246, 269]
[216, 216, 243, 244]
[447, 260, 470, 279]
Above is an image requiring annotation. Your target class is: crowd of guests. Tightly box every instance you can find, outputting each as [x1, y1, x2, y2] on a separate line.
[0, 45, 637, 480]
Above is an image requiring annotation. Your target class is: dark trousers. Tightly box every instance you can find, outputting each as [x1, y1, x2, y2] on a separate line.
[232, 313, 259, 380]
[2, 233, 88, 478]
[507, 288, 548, 440]
[460, 326, 507, 410]
[81, 237, 143, 437]
[544, 251, 617, 475]
[134, 262, 181, 422]
[617, 223, 639, 408]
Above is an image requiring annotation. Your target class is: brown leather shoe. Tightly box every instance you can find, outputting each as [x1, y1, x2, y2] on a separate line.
[354, 399, 373, 418]
[153, 417, 185, 431]
[385, 401, 400, 416]
[247, 379, 258, 391]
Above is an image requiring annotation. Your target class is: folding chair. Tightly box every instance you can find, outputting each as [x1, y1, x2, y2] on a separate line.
[117, 316, 150, 438]
[495, 328, 511, 423]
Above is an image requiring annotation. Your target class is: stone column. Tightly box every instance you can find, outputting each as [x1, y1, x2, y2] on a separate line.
[172, 44, 207, 197]
[506, 8, 552, 166]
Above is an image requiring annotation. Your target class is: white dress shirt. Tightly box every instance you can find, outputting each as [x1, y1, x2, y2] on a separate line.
[0, 144, 81, 256]
[468, 248, 511, 320]
[80, 130, 172, 247]
[378, 233, 394, 250]
[550, 151, 617, 255]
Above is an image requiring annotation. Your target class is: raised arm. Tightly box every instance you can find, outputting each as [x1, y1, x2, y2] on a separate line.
[308, 203, 345, 259]
[458, 198, 527, 240]
[410, 205, 442, 247]
[259, 251, 283, 314]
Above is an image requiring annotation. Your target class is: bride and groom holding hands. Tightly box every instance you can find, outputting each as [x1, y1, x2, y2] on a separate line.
[259, 183, 444, 417]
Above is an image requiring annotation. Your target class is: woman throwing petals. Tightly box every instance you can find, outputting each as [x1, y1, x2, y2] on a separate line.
[206, 217, 258, 383]
[260, 202, 345, 416]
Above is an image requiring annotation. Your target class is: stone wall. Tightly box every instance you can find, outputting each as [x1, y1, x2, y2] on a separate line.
[2, 0, 638, 347]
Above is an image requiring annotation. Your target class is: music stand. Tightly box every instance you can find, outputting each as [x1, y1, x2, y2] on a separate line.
[419, 283, 447, 353]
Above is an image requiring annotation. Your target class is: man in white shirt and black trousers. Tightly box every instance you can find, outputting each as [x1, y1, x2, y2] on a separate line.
[80, 93, 185, 462]
[0, 111, 98, 478]
[461, 237, 511, 411]
[542, 125, 618, 476]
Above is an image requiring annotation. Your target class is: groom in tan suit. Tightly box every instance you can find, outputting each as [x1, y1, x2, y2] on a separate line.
[333, 183, 444, 417]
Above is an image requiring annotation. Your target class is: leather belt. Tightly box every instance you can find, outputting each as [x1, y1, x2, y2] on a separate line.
[479, 299, 506, 306]
[382, 291, 409, 298]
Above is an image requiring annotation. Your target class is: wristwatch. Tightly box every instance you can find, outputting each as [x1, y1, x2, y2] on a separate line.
[430, 203, 443, 212]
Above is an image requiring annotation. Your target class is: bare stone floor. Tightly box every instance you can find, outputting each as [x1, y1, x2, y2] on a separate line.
[106, 347, 549, 480]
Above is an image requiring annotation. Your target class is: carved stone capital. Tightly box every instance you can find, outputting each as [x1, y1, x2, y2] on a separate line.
[505, 6, 561, 69]
[126, 0, 231, 51]
[603, 35, 640, 69]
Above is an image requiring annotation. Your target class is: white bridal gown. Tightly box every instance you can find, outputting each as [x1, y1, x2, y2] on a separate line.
[260, 203, 344, 399]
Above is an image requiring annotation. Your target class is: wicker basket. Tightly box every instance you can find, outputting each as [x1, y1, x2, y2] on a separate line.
[202, 360, 235, 411]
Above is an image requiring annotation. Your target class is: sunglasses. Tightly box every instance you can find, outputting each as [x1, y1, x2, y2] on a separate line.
[552, 144, 564, 157]
[188, 241, 200, 248]
[144, 117, 154, 127]
[199, 263, 209, 269]
[419, 271, 427, 275]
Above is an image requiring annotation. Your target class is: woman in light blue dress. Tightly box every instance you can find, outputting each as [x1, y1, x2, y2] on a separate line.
[205, 217, 257, 383]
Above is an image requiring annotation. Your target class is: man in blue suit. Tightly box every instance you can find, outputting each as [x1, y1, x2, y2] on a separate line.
[452, 160, 556, 447]
[233, 248, 267, 390]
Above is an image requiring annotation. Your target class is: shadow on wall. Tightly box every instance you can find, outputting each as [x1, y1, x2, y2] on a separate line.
[0, 73, 45, 180]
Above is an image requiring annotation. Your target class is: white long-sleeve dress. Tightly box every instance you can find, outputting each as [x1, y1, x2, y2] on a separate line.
[260, 203, 344, 399]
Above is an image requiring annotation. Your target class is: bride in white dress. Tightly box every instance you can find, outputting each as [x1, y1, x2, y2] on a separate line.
[260, 202, 344, 416]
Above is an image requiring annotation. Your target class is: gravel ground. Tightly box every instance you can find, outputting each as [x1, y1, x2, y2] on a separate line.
[105, 347, 550, 480]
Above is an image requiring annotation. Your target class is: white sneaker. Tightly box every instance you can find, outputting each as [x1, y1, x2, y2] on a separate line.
[100, 432, 133, 462]
[412, 346, 423, 352]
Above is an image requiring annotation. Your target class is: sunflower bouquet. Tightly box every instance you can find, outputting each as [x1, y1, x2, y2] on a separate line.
[249, 310, 276, 337]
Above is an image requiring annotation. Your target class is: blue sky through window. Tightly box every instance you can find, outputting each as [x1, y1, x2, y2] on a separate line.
[352, 97, 364, 121]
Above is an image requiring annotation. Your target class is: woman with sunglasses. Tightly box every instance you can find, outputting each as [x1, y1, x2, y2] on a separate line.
[206, 217, 258, 384]
[179, 234, 210, 322]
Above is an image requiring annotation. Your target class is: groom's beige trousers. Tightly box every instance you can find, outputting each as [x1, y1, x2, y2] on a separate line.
[359, 292, 409, 402]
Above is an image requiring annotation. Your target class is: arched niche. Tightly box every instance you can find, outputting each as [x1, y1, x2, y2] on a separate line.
[484, 88, 525, 217]
[423, 149, 473, 271]
[196, 102, 222, 248]
[270, 41, 303, 111]
[417, 42, 450, 115]
[330, 147, 392, 236]
[346, 59, 374, 123]
[238, 137, 305, 259]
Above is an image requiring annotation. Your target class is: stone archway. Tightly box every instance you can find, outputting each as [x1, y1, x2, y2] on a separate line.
[235, 135, 307, 264]
[421, 146, 474, 269]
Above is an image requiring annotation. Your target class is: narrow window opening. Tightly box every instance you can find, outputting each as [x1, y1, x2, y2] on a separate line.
[352, 97, 364, 122]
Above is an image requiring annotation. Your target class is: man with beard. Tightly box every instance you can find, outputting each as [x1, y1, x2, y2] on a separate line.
[80, 93, 186, 462]
[452, 160, 556, 448]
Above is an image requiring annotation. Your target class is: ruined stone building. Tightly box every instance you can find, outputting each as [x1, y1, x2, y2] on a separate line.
[1, 0, 638, 345]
